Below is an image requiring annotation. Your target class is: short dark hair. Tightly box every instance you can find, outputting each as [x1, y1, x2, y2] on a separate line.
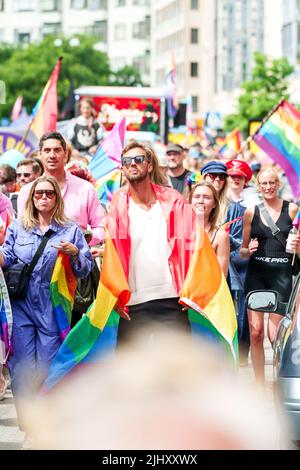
[39, 132, 67, 152]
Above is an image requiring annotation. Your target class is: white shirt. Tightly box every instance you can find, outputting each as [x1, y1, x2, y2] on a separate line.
[127, 198, 177, 306]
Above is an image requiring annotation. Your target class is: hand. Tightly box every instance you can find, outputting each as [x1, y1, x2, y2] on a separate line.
[91, 245, 105, 259]
[115, 304, 131, 321]
[53, 240, 79, 257]
[182, 306, 189, 312]
[248, 237, 259, 255]
[289, 235, 300, 252]
[88, 145, 98, 155]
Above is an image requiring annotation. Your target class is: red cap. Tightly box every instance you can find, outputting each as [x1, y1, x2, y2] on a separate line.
[226, 159, 252, 183]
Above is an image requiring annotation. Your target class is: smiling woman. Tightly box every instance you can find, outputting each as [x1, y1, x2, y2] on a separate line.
[241, 167, 300, 384]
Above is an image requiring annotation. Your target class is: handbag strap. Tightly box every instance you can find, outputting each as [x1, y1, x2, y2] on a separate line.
[257, 202, 287, 248]
[26, 228, 54, 274]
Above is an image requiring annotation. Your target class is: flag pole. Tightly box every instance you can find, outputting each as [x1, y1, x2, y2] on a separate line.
[15, 118, 34, 152]
[245, 97, 286, 148]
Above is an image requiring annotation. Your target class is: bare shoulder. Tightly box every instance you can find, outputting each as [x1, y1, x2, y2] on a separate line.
[243, 207, 255, 223]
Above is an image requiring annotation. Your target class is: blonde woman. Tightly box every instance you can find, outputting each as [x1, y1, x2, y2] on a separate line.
[241, 167, 300, 384]
[0, 176, 93, 442]
[190, 181, 229, 276]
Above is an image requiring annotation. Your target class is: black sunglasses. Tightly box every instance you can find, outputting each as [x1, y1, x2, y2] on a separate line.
[17, 172, 32, 178]
[121, 155, 147, 167]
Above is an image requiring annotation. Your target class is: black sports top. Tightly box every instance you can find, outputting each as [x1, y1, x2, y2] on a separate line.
[250, 200, 292, 258]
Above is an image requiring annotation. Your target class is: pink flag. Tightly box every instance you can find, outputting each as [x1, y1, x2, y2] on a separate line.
[11, 96, 23, 122]
[89, 117, 126, 181]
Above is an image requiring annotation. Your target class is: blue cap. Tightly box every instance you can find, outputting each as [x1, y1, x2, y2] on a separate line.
[200, 160, 228, 176]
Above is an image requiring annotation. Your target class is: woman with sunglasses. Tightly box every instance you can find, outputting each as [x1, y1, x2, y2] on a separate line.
[0, 176, 93, 441]
[241, 167, 300, 384]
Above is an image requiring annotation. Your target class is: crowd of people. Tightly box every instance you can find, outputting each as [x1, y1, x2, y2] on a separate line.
[0, 99, 299, 449]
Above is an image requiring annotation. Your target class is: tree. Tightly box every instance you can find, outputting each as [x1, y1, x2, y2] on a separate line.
[224, 52, 294, 134]
[0, 35, 111, 120]
[110, 65, 144, 87]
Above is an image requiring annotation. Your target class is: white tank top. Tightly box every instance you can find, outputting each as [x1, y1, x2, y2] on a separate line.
[127, 198, 177, 306]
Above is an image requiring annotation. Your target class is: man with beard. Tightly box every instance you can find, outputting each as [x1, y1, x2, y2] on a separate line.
[111, 141, 195, 345]
[165, 143, 191, 195]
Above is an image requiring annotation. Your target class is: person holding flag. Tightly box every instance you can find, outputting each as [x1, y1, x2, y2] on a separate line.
[241, 167, 300, 384]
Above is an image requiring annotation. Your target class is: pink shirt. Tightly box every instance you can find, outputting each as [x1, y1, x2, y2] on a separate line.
[17, 171, 104, 245]
[0, 192, 14, 223]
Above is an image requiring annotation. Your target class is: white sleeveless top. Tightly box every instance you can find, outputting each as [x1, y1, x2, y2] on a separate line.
[127, 198, 177, 306]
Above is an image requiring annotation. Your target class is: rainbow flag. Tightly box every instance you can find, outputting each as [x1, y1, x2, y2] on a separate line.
[43, 233, 130, 391]
[293, 207, 300, 229]
[31, 57, 62, 139]
[89, 117, 126, 181]
[96, 169, 121, 210]
[219, 128, 241, 155]
[253, 100, 300, 199]
[180, 228, 238, 361]
[0, 269, 12, 366]
[50, 253, 77, 341]
[44, 184, 238, 391]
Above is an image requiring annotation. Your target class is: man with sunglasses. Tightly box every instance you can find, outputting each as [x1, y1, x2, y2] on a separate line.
[16, 159, 43, 188]
[165, 143, 191, 195]
[107, 141, 196, 344]
[17, 132, 105, 246]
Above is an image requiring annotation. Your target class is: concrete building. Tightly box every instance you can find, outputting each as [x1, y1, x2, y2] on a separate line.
[0, 0, 151, 84]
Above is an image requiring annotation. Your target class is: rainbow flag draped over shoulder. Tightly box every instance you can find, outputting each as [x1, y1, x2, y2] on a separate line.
[50, 253, 77, 341]
[44, 184, 237, 391]
[43, 232, 130, 391]
[219, 128, 241, 155]
[253, 100, 300, 199]
[31, 57, 62, 139]
[0, 268, 12, 366]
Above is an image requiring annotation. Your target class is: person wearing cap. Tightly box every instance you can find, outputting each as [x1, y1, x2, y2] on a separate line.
[227, 159, 261, 209]
[165, 143, 191, 195]
[201, 160, 246, 365]
[225, 159, 258, 365]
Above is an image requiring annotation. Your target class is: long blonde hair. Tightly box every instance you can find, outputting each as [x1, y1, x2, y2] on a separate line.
[121, 141, 168, 186]
[21, 176, 69, 231]
[189, 181, 220, 236]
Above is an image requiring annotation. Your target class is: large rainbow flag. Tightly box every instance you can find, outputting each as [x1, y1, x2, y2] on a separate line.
[31, 57, 62, 139]
[43, 185, 237, 391]
[50, 253, 77, 341]
[252, 99, 300, 199]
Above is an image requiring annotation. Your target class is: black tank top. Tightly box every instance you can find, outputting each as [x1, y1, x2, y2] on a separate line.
[250, 200, 292, 258]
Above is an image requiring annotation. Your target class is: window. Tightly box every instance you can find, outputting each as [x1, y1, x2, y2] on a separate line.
[16, 31, 31, 43]
[115, 0, 125, 6]
[191, 0, 198, 10]
[114, 24, 126, 41]
[0, 0, 4, 11]
[71, 0, 87, 8]
[190, 62, 198, 77]
[14, 0, 35, 11]
[191, 28, 198, 44]
[41, 23, 62, 37]
[89, 20, 107, 42]
[41, 0, 60, 11]
[88, 0, 107, 8]
[191, 96, 198, 112]
[132, 17, 150, 40]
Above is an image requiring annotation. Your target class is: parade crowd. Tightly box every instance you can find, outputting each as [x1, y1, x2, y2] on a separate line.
[0, 97, 299, 449]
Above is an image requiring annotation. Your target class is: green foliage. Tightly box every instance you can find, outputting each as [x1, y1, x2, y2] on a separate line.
[110, 65, 144, 87]
[0, 35, 111, 120]
[224, 52, 294, 134]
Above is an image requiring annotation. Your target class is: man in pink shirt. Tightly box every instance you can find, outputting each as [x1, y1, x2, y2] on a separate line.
[17, 132, 104, 245]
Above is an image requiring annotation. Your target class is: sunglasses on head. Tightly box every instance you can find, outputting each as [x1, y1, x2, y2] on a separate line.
[33, 189, 56, 199]
[205, 173, 227, 181]
[17, 172, 32, 178]
[121, 155, 147, 167]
